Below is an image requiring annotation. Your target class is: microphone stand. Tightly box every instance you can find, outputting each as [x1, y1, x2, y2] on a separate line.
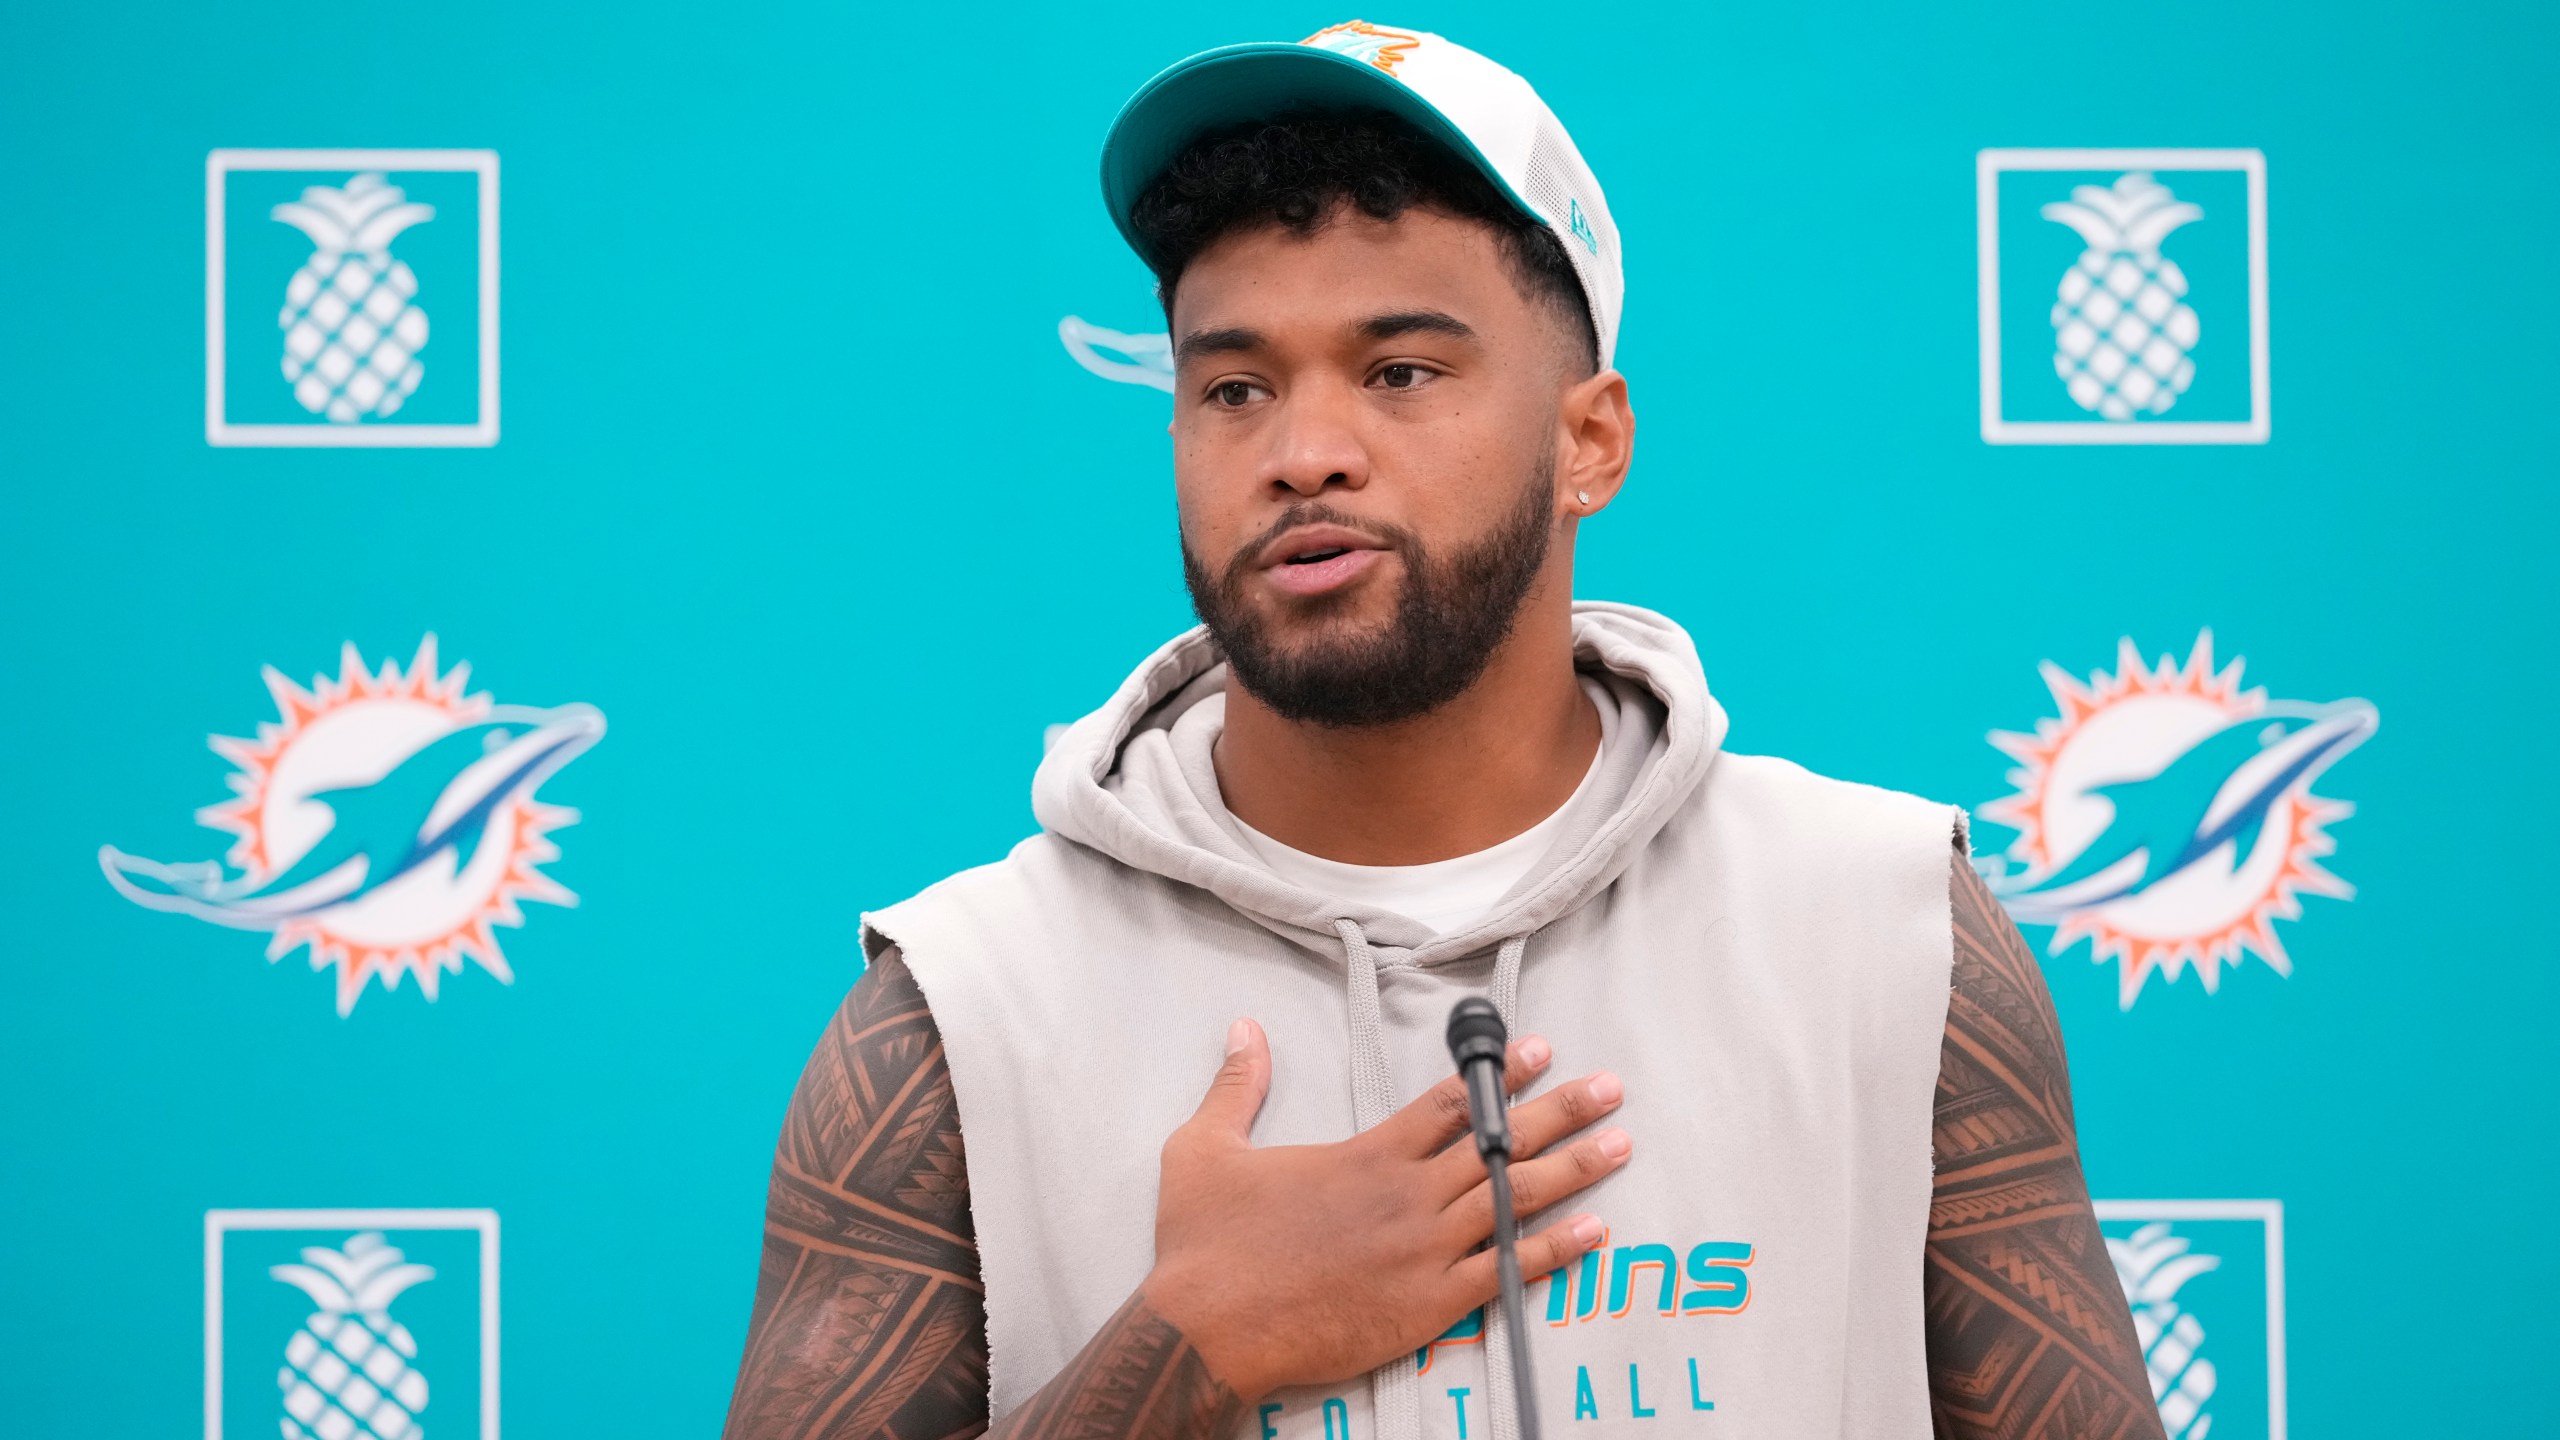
[1447, 998, 1543, 1440]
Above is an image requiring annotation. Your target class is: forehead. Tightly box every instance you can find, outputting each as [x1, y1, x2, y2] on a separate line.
[1171, 206, 1540, 349]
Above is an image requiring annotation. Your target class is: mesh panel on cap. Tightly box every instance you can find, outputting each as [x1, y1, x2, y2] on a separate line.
[1517, 116, 1621, 366]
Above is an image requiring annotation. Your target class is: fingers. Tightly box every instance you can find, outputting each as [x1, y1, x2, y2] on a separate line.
[1372, 1035, 1552, 1157]
[1442, 1126, 1632, 1244]
[1429, 1070, 1623, 1199]
[1185, 1018, 1271, 1142]
[1502, 1070, 1625, 1163]
[1449, 1212, 1608, 1301]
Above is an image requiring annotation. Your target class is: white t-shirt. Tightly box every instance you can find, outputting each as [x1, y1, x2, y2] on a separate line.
[1232, 741, 1602, 937]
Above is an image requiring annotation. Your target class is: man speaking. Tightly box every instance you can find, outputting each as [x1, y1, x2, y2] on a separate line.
[725, 21, 2162, 1440]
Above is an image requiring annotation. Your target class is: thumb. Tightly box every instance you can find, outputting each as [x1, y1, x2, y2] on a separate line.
[1189, 1018, 1271, 1141]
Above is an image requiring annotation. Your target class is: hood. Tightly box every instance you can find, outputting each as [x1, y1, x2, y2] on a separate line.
[1032, 601, 1728, 967]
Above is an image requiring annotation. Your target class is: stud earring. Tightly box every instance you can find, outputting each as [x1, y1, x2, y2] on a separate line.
[1576, 489, 1592, 507]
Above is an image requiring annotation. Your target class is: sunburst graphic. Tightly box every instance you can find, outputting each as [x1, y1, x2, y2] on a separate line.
[100, 637, 605, 1014]
[1980, 632, 2376, 1007]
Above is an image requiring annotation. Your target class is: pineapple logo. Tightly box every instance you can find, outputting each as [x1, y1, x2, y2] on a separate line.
[208, 1210, 496, 1440]
[1976, 149, 2267, 444]
[273, 173, 434, 423]
[207, 149, 496, 446]
[2043, 173, 2204, 421]
[2109, 1222, 2222, 1439]
[1979, 633, 2376, 1006]
[273, 1233, 434, 1440]
[99, 638, 604, 1014]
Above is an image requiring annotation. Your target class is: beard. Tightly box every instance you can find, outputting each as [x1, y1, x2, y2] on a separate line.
[1181, 455, 1557, 729]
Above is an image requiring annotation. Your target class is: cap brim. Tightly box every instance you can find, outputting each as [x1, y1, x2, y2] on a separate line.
[1100, 42, 1529, 268]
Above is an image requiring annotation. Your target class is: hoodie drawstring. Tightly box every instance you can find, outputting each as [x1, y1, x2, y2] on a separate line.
[1338, 920, 1537, 1440]
[1482, 933, 1529, 1440]
[1335, 919, 1421, 1439]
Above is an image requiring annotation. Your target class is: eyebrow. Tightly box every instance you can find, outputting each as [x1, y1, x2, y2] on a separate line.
[1355, 309, 1476, 344]
[1175, 326, 1264, 363]
[1174, 310, 1480, 367]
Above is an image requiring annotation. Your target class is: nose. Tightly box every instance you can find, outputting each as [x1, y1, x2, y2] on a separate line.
[1262, 384, 1370, 498]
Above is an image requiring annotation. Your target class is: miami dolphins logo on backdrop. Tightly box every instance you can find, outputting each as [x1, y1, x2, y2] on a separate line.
[100, 638, 603, 1014]
[1979, 632, 2375, 1005]
[1058, 315, 1174, 392]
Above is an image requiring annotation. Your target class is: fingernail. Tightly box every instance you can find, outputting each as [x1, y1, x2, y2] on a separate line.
[1588, 1071, 1623, 1106]
[1571, 1214, 1605, 1246]
[1596, 1127, 1632, 1160]
[1225, 1019, 1250, 1055]
[1518, 1035, 1551, 1068]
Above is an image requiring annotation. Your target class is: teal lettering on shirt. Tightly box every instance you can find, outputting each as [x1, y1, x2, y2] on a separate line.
[1610, 1242, 1679, 1316]
[1681, 1241, 1756, 1314]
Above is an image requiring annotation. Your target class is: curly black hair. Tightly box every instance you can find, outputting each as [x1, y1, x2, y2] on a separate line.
[1127, 108, 1600, 374]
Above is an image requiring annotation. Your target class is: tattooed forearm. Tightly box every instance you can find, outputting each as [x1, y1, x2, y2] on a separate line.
[724, 948, 989, 1440]
[1925, 852, 2165, 1440]
[986, 1290, 1244, 1440]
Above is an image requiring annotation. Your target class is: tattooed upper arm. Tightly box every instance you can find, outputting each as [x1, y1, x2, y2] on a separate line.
[1926, 850, 2165, 1440]
[723, 946, 990, 1440]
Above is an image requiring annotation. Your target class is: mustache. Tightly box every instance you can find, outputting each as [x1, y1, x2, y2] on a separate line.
[1222, 502, 1421, 587]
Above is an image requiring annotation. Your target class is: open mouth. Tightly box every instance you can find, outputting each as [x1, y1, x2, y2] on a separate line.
[1252, 520, 1387, 599]
[1260, 537, 1383, 598]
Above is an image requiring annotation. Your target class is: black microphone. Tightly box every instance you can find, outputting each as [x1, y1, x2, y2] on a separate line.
[1445, 997, 1543, 1440]
[1447, 997, 1512, 1158]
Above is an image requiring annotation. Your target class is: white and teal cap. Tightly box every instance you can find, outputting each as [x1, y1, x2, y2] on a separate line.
[1101, 20, 1625, 368]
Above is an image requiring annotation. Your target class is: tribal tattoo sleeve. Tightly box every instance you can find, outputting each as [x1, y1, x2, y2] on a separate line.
[722, 947, 1243, 1440]
[1926, 852, 2167, 1440]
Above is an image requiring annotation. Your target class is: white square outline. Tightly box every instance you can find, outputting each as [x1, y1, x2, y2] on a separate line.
[205, 1207, 500, 1440]
[206, 149, 500, 447]
[1977, 148, 2270, 445]
[2094, 1199, 2286, 1440]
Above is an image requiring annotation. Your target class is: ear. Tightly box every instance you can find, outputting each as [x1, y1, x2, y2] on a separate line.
[1554, 368, 1634, 517]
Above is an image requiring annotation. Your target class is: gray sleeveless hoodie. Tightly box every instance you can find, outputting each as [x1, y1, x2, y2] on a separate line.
[866, 602, 1962, 1438]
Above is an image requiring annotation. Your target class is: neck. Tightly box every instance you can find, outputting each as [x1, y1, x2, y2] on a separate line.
[1214, 581, 1599, 866]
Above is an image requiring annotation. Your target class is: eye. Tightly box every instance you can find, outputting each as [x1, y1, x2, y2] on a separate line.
[1211, 380, 1261, 408]
[1378, 363, 1420, 389]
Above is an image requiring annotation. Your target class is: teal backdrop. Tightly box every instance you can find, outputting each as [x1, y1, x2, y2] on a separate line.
[3, 1, 2553, 1435]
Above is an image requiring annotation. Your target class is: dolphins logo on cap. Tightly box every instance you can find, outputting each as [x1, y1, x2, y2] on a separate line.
[1302, 20, 1422, 73]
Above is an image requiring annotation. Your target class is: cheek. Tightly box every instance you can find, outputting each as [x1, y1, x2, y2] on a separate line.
[1170, 411, 1222, 490]
[1389, 398, 1549, 513]
[1170, 469, 1233, 561]
[1171, 428, 1263, 544]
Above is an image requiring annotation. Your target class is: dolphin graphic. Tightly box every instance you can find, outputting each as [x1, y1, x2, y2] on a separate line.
[101, 703, 605, 930]
[1994, 698, 2377, 921]
[1058, 315, 1175, 392]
